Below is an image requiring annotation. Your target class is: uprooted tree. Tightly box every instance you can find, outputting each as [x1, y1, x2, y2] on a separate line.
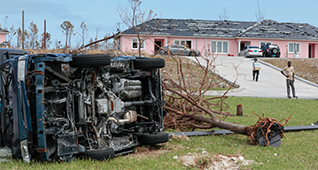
[161, 54, 290, 145]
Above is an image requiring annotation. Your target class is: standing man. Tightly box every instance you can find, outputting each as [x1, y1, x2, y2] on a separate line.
[253, 58, 260, 82]
[281, 61, 297, 98]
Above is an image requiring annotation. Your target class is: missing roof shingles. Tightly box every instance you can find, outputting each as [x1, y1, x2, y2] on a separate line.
[122, 18, 318, 40]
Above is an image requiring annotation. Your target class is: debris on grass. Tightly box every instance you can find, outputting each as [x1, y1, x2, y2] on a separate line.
[177, 152, 254, 169]
[170, 134, 190, 141]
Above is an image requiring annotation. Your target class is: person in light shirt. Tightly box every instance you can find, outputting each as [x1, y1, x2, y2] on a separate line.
[252, 58, 261, 82]
[281, 61, 297, 99]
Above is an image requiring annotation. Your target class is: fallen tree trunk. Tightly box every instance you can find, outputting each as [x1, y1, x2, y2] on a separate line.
[163, 98, 252, 136]
[161, 55, 289, 146]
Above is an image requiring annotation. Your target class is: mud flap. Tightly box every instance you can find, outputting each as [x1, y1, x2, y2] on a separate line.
[80, 148, 115, 160]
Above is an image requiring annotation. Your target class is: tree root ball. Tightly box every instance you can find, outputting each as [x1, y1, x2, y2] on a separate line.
[249, 113, 291, 147]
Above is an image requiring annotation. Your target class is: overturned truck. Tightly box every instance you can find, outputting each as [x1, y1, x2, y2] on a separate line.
[0, 52, 168, 162]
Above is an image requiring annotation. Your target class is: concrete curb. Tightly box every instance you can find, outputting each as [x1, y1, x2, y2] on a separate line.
[184, 56, 318, 98]
[187, 57, 241, 94]
[209, 70, 240, 88]
[259, 59, 318, 88]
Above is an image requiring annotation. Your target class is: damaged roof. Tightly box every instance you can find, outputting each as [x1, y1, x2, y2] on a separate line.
[121, 18, 318, 40]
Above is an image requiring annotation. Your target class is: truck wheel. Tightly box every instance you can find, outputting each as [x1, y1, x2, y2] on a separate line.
[70, 54, 111, 67]
[134, 58, 165, 69]
[271, 48, 279, 55]
[137, 132, 169, 145]
[80, 148, 115, 160]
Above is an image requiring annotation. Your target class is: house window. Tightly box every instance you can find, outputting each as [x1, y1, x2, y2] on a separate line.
[174, 40, 192, 48]
[131, 38, 144, 49]
[211, 41, 228, 54]
[288, 42, 300, 53]
[260, 41, 272, 47]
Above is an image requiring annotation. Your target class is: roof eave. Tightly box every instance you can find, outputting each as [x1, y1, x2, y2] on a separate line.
[119, 33, 237, 39]
[0, 31, 10, 34]
[235, 37, 318, 41]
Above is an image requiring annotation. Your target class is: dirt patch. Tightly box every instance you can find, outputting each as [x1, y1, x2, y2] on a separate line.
[262, 58, 318, 84]
[128, 149, 168, 159]
[126, 144, 169, 159]
[170, 134, 190, 141]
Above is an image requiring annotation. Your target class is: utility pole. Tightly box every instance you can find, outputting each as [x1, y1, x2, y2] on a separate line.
[43, 19, 46, 49]
[22, 10, 24, 49]
[4, 16, 8, 29]
[4, 16, 8, 43]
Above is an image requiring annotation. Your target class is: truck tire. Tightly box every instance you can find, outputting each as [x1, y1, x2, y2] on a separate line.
[70, 54, 111, 67]
[137, 132, 169, 145]
[80, 148, 115, 160]
[271, 48, 278, 55]
[134, 58, 165, 69]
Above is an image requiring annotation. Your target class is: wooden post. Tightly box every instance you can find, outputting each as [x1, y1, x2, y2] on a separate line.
[22, 10, 24, 49]
[236, 104, 243, 116]
[43, 19, 46, 49]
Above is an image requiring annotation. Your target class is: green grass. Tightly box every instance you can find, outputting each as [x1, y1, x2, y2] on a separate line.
[1, 97, 318, 169]
[224, 96, 317, 127]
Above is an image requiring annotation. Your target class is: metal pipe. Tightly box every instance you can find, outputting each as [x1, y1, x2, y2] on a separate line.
[90, 88, 96, 125]
[168, 125, 318, 137]
[148, 77, 157, 103]
[107, 117, 119, 124]
[124, 100, 153, 107]
[148, 77, 156, 121]
[77, 92, 85, 124]
[107, 111, 137, 125]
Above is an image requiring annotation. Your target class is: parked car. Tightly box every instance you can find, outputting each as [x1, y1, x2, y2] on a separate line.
[238, 46, 263, 58]
[260, 44, 280, 57]
[158, 44, 201, 56]
[0, 51, 169, 162]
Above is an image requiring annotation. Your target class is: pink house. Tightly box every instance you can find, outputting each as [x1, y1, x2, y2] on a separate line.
[117, 19, 318, 58]
[0, 28, 9, 47]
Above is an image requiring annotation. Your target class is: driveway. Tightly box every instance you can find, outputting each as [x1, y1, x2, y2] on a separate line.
[186, 56, 318, 99]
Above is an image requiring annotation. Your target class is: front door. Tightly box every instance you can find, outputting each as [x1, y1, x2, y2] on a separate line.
[309, 44, 315, 58]
[240, 41, 250, 51]
[154, 40, 162, 54]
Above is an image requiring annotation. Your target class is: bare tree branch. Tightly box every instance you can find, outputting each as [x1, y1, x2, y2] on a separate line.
[218, 7, 230, 21]
[161, 53, 254, 134]
[255, 0, 265, 22]
[116, 0, 160, 56]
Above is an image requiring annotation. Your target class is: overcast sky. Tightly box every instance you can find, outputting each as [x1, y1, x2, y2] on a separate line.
[1, 0, 318, 48]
